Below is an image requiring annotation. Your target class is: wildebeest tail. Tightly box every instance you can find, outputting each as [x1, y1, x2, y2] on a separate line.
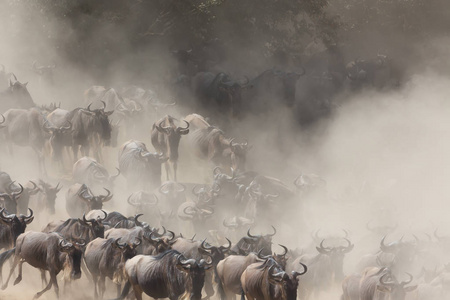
[110, 281, 131, 300]
[0, 248, 15, 271]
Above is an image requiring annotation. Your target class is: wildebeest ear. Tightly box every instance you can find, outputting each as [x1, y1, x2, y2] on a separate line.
[376, 285, 391, 293]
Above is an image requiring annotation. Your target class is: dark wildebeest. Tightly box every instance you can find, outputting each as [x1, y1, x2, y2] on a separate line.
[50, 211, 108, 242]
[230, 226, 276, 256]
[177, 201, 214, 237]
[105, 225, 174, 256]
[241, 68, 305, 115]
[0, 231, 84, 299]
[241, 258, 308, 300]
[358, 267, 417, 300]
[114, 249, 212, 300]
[171, 238, 232, 300]
[46, 108, 73, 167]
[65, 183, 113, 218]
[0, 182, 24, 215]
[288, 238, 354, 300]
[118, 140, 167, 191]
[151, 115, 189, 181]
[85, 237, 141, 299]
[0, 208, 33, 251]
[104, 212, 146, 229]
[223, 216, 255, 241]
[346, 55, 399, 90]
[72, 156, 120, 191]
[3, 108, 53, 174]
[66, 102, 113, 162]
[185, 114, 250, 172]
[0, 74, 35, 111]
[190, 72, 249, 120]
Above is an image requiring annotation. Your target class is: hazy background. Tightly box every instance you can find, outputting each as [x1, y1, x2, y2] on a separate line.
[0, 0, 450, 299]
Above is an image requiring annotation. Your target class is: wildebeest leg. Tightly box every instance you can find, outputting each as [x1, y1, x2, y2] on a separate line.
[116, 282, 121, 297]
[13, 260, 23, 285]
[2, 256, 20, 289]
[72, 145, 79, 162]
[132, 283, 143, 300]
[241, 291, 249, 300]
[34, 271, 56, 299]
[40, 270, 48, 287]
[98, 276, 106, 299]
[173, 161, 177, 182]
[164, 161, 170, 181]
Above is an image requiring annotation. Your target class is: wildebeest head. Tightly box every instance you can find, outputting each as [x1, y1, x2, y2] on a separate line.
[294, 173, 326, 193]
[377, 273, 417, 300]
[44, 119, 72, 161]
[9, 74, 35, 108]
[269, 262, 307, 300]
[316, 238, 354, 282]
[0, 208, 33, 246]
[155, 116, 189, 161]
[215, 73, 250, 118]
[239, 226, 277, 256]
[366, 220, 398, 236]
[81, 102, 113, 145]
[78, 184, 113, 211]
[32, 60, 56, 76]
[38, 180, 62, 215]
[192, 184, 220, 207]
[144, 229, 176, 253]
[114, 237, 141, 260]
[198, 238, 232, 265]
[0, 183, 24, 214]
[79, 210, 108, 238]
[229, 139, 250, 172]
[159, 181, 186, 208]
[58, 238, 85, 280]
[180, 205, 214, 223]
[176, 254, 213, 300]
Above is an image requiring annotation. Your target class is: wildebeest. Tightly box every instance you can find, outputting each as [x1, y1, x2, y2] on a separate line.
[230, 226, 276, 256]
[216, 250, 271, 300]
[32, 61, 56, 86]
[158, 181, 186, 212]
[358, 267, 417, 300]
[51, 211, 108, 242]
[72, 156, 120, 191]
[66, 102, 113, 162]
[84, 237, 141, 299]
[2, 108, 52, 174]
[28, 180, 62, 215]
[65, 183, 113, 218]
[151, 115, 189, 181]
[0, 182, 24, 214]
[0, 208, 33, 250]
[289, 238, 354, 300]
[241, 68, 305, 115]
[0, 74, 35, 111]
[0, 171, 20, 194]
[126, 191, 162, 225]
[0, 231, 84, 299]
[15, 180, 40, 215]
[118, 140, 167, 191]
[115, 249, 212, 300]
[190, 72, 249, 120]
[241, 257, 308, 300]
[185, 114, 250, 172]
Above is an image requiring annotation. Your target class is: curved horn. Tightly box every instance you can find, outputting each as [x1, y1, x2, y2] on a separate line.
[158, 182, 170, 195]
[176, 120, 190, 134]
[220, 238, 232, 253]
[400, 273, 414, 286]
[247, 228, 260, 239]
[101, 101, 107, 110]
[134, 214, 144, 227]
[268, 225, 277, 237]
[157, 119, 172, 133]
[380, 273, 396, 287]
[0, 208, 13, 223]
[100, 210, 107, 221]
[213, 166, 223, 176]
[115, 238, 127, 249]
[127, 194, 139, 207]
[192, 185, 203, 196]
[102, 188, 113, 201]
[175, 183, 186, 193]
[223, 219, 238, 229]
[0, 114, 5, 126]
[133, 237, 142, 247]
[183, 206, 197, 216]
[341, 238, 354, 253]
[12, 183, 24, 198]
[293, 262, 308, 277]
[61, 120, 72, 131]
[201, 239, 213, 250]
[278, 244, 288, 256]
[87, 103, 93, 111]
[28, 181, 39, 193]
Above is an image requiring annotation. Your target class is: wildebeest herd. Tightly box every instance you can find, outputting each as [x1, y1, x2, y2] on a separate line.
[0, 57, 445, 300]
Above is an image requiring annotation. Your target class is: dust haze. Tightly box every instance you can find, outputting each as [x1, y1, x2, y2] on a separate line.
[0, 1, 449, 299]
